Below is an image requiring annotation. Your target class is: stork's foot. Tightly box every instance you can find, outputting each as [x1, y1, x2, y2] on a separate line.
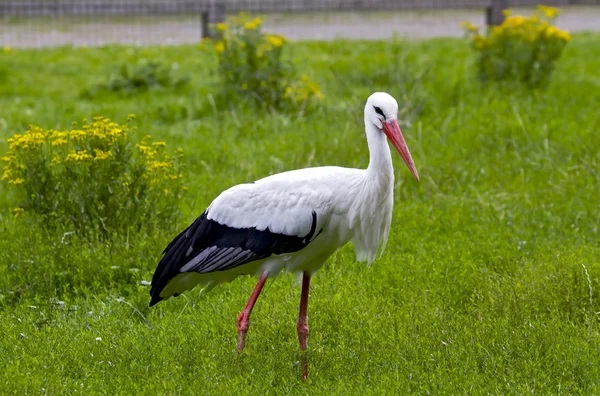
[297, 320, 309, 380]
[237, 311, 250, 353]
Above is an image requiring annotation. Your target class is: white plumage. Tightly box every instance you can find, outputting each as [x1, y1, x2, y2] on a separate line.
[149, 92, 419, 379]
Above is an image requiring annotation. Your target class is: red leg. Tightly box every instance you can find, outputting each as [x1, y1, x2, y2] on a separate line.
[237, 272, 268, 353]
[297, 271, 311, 380]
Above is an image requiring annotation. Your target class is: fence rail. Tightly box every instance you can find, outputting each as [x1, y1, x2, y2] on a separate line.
[1, 0, 599, 39]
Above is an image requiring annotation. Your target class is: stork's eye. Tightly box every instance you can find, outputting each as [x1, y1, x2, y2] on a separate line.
[373, 106, 385, 118]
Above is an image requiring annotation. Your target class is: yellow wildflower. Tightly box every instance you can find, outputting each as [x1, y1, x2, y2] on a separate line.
[69, 129, 87, 141]
[66, 151, 92, 162]
[244, 18, 261, 30]
[504, 15, 525, 27]
[152, 142, 167, 147]
[473, 35, 488, 49]
[214, 41, 225, 55]
[537, 5, 559, 19]
[9, 178, 24, 185]
[555, 29, 571, 42]
[2, 46, 13, 54]
[545, 25, 558, 38]
[93, 149, 112, 160]
[52, 138, 68, 147]
[127, 113, 136, 121]
[1, 168, 12, 181]
[148, 161, 171, 171]
[136, 144, 157, 160]
[266, 34, 285, 47]
[241, 83, 248, 90]
[216, 23, 228, 32]
[460, 21, 479, 33]
[13, 207, 24, 217]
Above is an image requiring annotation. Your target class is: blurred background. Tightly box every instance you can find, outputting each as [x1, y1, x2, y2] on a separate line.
[1, 0, 599, 48]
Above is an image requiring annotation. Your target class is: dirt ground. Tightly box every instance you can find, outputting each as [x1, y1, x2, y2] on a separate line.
[1, 7, 599, 47]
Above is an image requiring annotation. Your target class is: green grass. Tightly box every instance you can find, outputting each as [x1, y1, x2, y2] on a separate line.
[1, 34, 600, 394]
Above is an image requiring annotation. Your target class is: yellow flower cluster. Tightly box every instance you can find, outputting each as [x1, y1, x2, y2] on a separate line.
[2, 117, 130, 184]
[266, 34, 285, 48]
[470, 6, 569, 47]
[212, 12, 322, 110]
[66, 151, 93, 162]
[537, 5, 559, 19]
[2, 115, 187, 234]
[284, 75, 324, 103]
[461, 5, 570, 87]
[2, 116, 184, 191]
[134, 135, 183, 186]
[244, 18, 262, 30]
[214, 41, 225, 55]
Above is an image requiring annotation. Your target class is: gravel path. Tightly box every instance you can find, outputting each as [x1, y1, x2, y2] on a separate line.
[1, 7, 599, 48]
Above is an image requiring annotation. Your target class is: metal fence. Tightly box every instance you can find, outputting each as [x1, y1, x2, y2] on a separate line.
[1, 0, 599, 47]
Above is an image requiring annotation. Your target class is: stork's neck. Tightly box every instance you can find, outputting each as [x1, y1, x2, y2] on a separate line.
[365, 121, 394, 183]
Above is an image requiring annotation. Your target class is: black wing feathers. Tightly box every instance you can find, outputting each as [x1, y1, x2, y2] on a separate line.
[150, 211, 320, 306]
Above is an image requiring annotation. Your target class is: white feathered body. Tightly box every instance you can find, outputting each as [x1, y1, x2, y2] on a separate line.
[159, 164, 394, 299]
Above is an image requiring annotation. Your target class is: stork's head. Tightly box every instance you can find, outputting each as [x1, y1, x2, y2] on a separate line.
[365, 92, 420, 181]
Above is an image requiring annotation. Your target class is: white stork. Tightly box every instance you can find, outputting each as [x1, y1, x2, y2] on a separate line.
[150, 92, 419, 379]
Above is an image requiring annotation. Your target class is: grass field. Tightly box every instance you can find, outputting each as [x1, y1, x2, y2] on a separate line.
[1, 33, 600, 394]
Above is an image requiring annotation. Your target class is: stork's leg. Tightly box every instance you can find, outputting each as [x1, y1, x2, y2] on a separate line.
[237, 272, 268, 353]
[297, 271, 311, 380]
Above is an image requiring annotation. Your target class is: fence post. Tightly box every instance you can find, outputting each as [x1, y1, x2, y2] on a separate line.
[486, 0, 508, 26]
[202, 1, 226, 39]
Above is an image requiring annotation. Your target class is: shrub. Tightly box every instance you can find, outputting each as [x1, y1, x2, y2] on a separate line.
[212, 13, 323, 111]
[462, 5, 570, 88]
[84, 59, 190, 97]
[1, 116, 186, 237]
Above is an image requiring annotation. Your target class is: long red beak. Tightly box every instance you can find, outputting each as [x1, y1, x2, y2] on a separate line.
[382, 119, 420, 182]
